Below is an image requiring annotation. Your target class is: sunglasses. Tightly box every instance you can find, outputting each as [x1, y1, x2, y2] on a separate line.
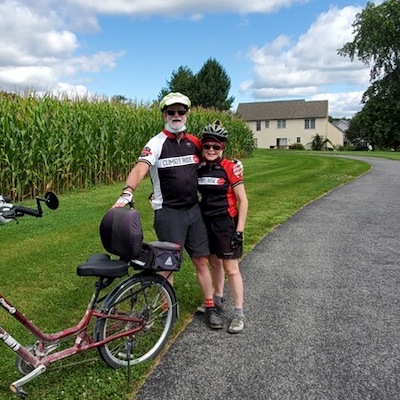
[166, 109, 187, 116]
[202, 144, 222, 151]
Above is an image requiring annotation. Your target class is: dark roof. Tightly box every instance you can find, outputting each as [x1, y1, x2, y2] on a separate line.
[236, 99, 328, 121]
[333, 119, 350, 132]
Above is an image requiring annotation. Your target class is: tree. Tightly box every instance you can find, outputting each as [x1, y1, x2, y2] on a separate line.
[111, 95, 130, 104]
[160, 58, 234, 111]
[159, 66, 196, 101]
[193, 58, 234, 111]
[351, 80, 400, 149]
[310, 134, 335, 151]
[338, 0, 400, 82]
[338, 0, 400, 149]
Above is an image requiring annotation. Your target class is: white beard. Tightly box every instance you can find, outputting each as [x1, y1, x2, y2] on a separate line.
[165, 123, 187, 133]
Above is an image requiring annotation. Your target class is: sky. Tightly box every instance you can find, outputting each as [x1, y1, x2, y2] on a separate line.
[0, 0, 384, 118]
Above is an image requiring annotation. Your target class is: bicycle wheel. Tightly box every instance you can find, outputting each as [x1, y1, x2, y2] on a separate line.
[95, 273, 177, 368]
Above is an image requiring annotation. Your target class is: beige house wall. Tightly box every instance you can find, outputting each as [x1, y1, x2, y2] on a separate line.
[248, 118, 344, 149]
[326, 122, 345, 147]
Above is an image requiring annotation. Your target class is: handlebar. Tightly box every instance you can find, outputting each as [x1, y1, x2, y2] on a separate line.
[3, 205, 42, 218]
[0, 192, 59, 224]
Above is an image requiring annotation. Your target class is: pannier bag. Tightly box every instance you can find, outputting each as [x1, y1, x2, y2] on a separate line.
[138, 241, 181, 272]
[100, 207, 143, 261]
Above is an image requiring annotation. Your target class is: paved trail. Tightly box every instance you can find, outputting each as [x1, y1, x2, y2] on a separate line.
[136, 157, 400, 400]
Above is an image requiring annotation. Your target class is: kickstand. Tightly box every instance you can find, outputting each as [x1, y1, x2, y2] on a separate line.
[126, 339, 133, 385]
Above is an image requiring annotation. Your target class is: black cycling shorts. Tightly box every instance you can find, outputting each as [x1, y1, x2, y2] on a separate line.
[204, 215, 242, 259]
[154, 203, 210, 259]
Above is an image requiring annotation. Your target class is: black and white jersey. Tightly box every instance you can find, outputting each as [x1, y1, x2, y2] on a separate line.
[138, 129, 202, 210]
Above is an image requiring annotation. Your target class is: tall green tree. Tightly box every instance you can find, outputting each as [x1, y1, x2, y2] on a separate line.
[159, 66, 196, 101]
[338, 0, 400, 149]
[192, 58, 234, 111]
[338, 0, 400, 82]
[159, 58, 234, 111]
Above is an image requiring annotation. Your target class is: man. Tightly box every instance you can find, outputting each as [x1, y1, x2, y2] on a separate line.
[113, 92, 223, 329]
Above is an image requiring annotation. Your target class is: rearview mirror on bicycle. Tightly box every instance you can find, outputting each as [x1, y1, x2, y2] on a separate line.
[0, 192, 59, 224]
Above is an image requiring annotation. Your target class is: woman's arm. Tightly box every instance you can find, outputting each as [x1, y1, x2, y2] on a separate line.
[233, 183, 248, 232]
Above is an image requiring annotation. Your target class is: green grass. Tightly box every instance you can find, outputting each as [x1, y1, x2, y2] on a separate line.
[0, 149, 376, 399]
[317, 149, 400, 161]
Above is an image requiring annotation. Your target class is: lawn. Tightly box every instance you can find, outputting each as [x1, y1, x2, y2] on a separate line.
[0, 150, 373, 399]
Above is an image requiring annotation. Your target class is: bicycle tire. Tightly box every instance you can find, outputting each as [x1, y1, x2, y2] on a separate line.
[95, 273, 177, 368]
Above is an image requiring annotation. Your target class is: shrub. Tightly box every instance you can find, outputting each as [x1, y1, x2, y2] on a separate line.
[290, 143, 305, 150]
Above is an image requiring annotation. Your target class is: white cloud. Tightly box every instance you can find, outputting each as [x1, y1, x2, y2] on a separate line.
[0, 0, 309, 97]
[312, 92, 364, 118]
[242, 6, 370, 117]
[0, 0, 121, 95]
[0, 0, 372, 117]
[0, 66, 54, 88]
[68, 0, 309, 17]
[54, 82, 90, 98]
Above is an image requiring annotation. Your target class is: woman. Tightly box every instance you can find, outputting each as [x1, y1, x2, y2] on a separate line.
[197, 121, 248, 333]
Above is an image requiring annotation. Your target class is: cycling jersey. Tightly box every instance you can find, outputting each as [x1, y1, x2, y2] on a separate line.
[197, 158, 244, 218]
[138, 129, 202, 210]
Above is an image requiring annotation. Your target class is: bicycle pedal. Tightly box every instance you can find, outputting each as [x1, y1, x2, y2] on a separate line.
[16, 388, 28, 399]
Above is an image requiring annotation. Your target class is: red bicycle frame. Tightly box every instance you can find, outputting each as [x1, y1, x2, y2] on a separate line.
[0, 291, 145, 366]
[0, 288, 145, 396]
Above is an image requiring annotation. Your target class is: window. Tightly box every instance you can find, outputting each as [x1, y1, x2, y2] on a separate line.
[277, 119, 286, 129]
[305, 118, 315, 129]
[297, 137, 301, 143]
[265, 120, 269, 128]
[256, 121, 261, 131]
[276, 138, 288, 148]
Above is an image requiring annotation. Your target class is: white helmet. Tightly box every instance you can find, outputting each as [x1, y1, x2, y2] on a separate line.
[201, 120, 229, 142]
[160, 92, 191, 111]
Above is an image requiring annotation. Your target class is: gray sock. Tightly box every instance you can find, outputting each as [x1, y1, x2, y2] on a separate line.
[234, 308, 244, 318]
[213, 295, 224, 308]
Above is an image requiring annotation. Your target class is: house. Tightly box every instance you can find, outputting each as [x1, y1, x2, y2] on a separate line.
[333, 119, 350, 133]
[236, 99, 344, 149]
[333, 119, 350, 145]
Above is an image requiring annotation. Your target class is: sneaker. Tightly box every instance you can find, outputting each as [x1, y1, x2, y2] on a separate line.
[206, 308, 223, 329]
[228, 316, 244, 334]
[196, 304, 206, 313]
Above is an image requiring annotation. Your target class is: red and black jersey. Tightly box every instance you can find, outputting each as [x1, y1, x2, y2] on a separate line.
[197, 158, 243, 218]
[138, 130, 202, 210]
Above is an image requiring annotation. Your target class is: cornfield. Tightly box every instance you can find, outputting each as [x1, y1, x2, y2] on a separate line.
[0, 92, 255, 200]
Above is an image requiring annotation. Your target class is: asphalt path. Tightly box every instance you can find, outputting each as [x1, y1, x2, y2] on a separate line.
[136, 156, 400, 400]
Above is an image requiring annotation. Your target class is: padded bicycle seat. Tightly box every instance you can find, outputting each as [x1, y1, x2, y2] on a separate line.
[77, 253, 129, 278]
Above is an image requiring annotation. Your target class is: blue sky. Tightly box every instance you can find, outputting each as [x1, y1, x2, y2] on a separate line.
[0, 0, 382, 117]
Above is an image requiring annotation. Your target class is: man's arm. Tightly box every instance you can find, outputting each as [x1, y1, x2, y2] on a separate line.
[112, 161, 150, 208]
[232, 159, 243, 177]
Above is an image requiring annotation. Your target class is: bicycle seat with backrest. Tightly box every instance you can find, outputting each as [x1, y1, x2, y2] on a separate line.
[100, 207, 143, 261]
[77, 207, 143, 278]
[77, 207, 182, 278]
[100, 207, 181, 272]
